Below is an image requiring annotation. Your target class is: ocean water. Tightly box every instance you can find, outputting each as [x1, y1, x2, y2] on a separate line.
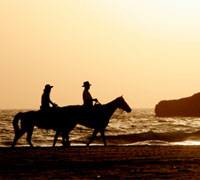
[1, 109, 200, 147]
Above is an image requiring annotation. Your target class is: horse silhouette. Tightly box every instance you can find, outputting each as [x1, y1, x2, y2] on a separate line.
[12, 96, 131, 147]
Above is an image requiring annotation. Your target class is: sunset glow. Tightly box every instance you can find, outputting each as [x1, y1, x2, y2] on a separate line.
[1, 1, 200, 109]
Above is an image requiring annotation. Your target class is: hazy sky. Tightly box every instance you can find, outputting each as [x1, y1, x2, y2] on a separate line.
[1, 0, 200, 109]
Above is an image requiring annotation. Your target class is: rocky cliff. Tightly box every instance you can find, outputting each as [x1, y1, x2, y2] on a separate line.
[155, 93, 200, 117]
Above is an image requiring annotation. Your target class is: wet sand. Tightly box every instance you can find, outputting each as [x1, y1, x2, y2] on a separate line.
[1, 146, 200, 179]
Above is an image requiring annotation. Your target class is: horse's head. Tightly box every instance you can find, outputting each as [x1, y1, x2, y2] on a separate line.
[116, 96, 132, 113]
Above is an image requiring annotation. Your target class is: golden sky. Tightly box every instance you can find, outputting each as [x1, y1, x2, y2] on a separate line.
[1, 0, 200, 109]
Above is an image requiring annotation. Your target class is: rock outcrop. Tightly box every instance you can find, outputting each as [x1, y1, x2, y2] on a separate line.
[155, 93, 200, 117]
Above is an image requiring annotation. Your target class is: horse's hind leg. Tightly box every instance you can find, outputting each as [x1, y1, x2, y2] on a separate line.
[12, 130, 26, 147]
[86, 129, 99, 147]
[100, 129, 107, 146]
[26, 128, 34, 147]
[53, 131, 60, 147]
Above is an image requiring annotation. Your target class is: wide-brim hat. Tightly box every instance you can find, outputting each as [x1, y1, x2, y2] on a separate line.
[45, 84, 53, 89]
[82, 81, 91, 87]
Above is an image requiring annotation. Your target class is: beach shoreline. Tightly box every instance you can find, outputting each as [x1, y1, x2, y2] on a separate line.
[1, 146, 200, 179]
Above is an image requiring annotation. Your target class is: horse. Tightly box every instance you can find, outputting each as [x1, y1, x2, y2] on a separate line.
[53, 96, 131, 147]
[12, 96, 131, 147]
[12, 109, 75, 147]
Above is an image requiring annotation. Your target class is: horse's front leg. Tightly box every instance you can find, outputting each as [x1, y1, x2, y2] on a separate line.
[100, 129, 107, 146]
[86, 129, 99, 147]
[60, 131, 70, 148]
[65, 134, 70, 147]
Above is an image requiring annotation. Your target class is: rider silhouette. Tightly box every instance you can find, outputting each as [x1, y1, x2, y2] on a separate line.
[40, 84, 57, 111]
[82, 81, 98, 107]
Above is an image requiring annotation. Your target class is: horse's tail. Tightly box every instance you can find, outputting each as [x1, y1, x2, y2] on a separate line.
[13, 112, 22, 134]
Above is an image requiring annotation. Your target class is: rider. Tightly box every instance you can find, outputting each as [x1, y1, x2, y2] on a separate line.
[40, 84, 57, 111]
[82, 81, 98, 107]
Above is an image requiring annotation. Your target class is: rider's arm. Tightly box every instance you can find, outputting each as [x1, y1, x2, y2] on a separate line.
[92, 98, 98, 103]
[49, 99, 56, 106]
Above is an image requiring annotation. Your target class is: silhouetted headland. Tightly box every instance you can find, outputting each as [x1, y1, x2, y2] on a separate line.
[155, 92, 200, 117]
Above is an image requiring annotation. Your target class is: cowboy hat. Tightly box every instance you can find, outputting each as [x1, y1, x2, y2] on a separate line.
[82, 81, 91, 87]
[45, 84, 53, 89]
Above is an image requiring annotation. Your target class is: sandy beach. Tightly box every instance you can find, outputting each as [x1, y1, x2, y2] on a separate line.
[1, 146, 200, 179]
